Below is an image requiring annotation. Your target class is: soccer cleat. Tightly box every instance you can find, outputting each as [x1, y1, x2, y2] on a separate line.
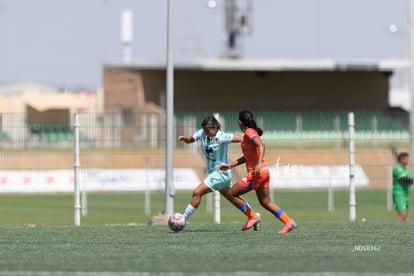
[241, 213, 261, 231]
[253, 213, 261, 231]
[277, 220, 297, 235]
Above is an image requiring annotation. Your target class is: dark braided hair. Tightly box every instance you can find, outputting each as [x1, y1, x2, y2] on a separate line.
[238, 110, 263, 136]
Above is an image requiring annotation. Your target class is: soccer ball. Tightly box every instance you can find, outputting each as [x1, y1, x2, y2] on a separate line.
[168, 213, 186, 232]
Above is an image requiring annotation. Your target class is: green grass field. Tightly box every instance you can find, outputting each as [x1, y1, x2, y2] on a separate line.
[1, 190, 409, 225]
[0, 221, 413, 274]
[0, 190, 413, 274]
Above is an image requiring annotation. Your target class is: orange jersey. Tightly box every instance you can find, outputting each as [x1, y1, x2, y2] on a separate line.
[241, 128, 267, 173]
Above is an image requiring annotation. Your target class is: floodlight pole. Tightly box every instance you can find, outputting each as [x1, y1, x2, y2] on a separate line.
[165, 0, 175, 217]
[348, 112, 356, 222]
[121, 9, 133, 63]
[73, 112, 81, 226]
[409, 0, 414, 175]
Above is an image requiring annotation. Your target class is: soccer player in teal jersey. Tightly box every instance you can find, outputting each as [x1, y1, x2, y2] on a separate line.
[178, 115, 261, 231]
[393, 152, 413, 221]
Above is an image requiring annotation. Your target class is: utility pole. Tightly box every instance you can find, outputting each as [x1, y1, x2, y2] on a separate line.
[223, 0, 253, 58]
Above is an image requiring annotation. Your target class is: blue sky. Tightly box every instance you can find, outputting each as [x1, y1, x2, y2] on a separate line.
[0, 0, 408, 90]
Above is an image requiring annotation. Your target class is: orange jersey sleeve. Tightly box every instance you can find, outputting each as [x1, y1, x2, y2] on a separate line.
[241, 128, 266, 172]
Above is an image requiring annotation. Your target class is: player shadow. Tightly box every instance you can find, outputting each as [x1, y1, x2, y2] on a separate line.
[185, 229, 217, 232]
[168, 229, 216, 233]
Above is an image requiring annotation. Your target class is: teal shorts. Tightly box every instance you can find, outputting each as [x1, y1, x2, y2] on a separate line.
[393, 191, 409, 212]
[204, 169, 232, 192]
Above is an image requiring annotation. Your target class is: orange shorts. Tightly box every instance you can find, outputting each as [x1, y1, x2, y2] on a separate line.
[238, 168, 270, 190]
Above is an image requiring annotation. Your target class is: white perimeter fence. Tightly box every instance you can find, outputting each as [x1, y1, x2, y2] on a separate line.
[0, 111, 409, 225]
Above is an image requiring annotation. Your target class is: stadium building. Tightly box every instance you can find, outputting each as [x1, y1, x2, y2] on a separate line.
[103, 58, 410, 146]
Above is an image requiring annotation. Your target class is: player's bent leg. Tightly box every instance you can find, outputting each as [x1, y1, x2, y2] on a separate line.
[219, 187, 245, 207]
[184, 182, 212, 221]
[255, 187, 278, 213]
[256, 187, 297, 234]
[227, 182, 250, 197]
[219, 188, 250, 215]
[222, 192, 251, 209]
[220, 187, 260, 230]
[190, 182, 212, 208]
[224, 184, 261, 231]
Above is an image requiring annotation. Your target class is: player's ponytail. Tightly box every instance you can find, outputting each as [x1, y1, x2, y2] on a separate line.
[238, 110, 263, 136]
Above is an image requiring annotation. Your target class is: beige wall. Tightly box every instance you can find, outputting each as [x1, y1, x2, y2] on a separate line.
[104, 67, 390, 112]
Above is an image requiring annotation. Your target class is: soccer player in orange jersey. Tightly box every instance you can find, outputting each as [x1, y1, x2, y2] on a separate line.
[178, 115, 260, 231]
[219, 110, 297, 234]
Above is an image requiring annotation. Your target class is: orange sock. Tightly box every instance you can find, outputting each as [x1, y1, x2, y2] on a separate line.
[275, 208, 292, 224]
[239, 202, 256, 218]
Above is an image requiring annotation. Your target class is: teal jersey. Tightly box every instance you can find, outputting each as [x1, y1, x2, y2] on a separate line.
[193, 129, 233, 174]
[393, 164, 411, 193]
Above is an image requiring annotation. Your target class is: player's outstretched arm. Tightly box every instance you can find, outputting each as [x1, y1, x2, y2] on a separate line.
[178, 135, 195, 144]
[231, 134, 243, 143]
[219, 156, 245, 171]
